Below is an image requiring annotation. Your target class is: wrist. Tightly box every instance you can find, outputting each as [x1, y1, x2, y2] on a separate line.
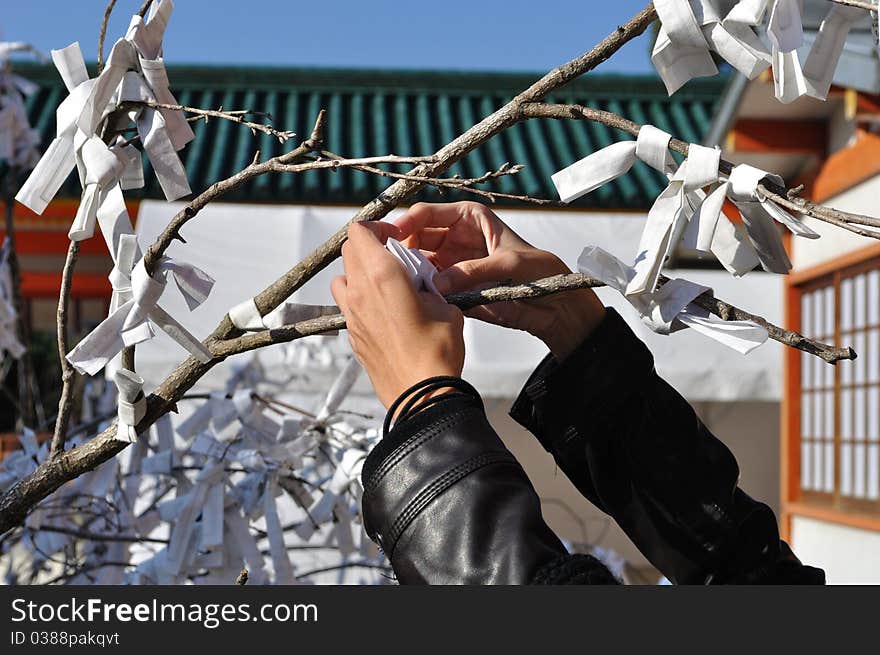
[537, 290, 606, 361]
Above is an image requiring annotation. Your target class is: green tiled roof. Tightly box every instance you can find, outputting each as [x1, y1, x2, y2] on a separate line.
[13, 63, 726, 209]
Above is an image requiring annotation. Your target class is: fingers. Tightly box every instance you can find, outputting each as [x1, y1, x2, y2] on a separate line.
[330, 275, 349, 315]
[433, 250, 524, 294]
[393, 202, 475, 238]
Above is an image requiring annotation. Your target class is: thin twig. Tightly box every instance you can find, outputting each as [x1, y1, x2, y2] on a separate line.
[33, 524, 168, 545]
[142, 110, 328, 275]
[317, 150, 558, 206]
[97, 0, 118, 74]
[519, 102, 880, 238]
[211, 273, 854, 364]
[829, 0, 876, 11]
[137, 0, 154, 18]
[119, 101, 298, 143]
[49, 241, 81, 459]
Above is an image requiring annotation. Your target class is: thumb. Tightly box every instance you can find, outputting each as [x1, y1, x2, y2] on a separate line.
[435, 251, 520, 294]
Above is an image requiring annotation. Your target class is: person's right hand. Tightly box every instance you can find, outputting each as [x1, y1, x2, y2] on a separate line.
[393, 202, 606, 361]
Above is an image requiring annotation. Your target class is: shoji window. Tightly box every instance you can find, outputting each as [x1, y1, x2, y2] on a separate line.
[788, 248, 880, 521]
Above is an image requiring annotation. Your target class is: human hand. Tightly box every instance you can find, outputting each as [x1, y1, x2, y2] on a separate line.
[394, 202, 605, 360]
[330, 222, 465, 409]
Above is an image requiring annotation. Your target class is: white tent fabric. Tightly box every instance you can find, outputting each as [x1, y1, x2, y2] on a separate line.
[133, 202, 783, 402]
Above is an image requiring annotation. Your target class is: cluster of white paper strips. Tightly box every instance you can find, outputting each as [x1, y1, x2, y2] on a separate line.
[553, 123, 820, 353]
[653, 0, 867, 103]
[0, 354, 390, 585]
[10, 1, 222, 440]
[0, 41, 43, 170]
[0, 241, 25, 364]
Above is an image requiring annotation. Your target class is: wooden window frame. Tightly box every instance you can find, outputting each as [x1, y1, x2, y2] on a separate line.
[782, 242, 880, 539]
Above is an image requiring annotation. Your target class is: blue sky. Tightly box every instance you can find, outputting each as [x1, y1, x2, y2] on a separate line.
[4, 1, 656, 73]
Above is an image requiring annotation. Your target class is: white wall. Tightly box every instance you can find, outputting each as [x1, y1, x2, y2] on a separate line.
[135, 201, 784, 402]
[792, 176, 880, 270]
[792, 516, 880, 583]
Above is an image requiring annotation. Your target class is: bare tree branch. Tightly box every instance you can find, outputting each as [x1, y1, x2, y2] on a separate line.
[49, 242, 81, 459]
[317, 150, 558, 205]
[519, 102, 880, 239]
[829, 0, 876, 11]
[97, 0, 118, 74]
[119, 100, 298, 143]
[210, 273, 854, 364]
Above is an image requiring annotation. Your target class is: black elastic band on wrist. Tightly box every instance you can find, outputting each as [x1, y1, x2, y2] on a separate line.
[383, 376, 480, 437]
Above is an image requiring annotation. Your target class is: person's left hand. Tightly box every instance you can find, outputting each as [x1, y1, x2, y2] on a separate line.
[330, 222, 466, 409]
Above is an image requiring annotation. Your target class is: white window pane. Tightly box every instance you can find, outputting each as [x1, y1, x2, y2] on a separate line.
[841, 356, 853, 386]
[855, 275, 867, 328]
[824, 353, 835, 388]
[841, 279, 853, 331]
[803, 394, 813, 438]
[824, 442, 835, 493]
[842, 444, 852, 496]
[801, 350, 811, 390]
[802, 443, 811, 490]
[841, 389, 852, 440]
[824, 391, 833, 438]
[813, 441, 822, 491]
[855, 443, 866, 498]
[855, 389, 866, 440]
[869, 329, 879, 383]
[869, 388, 879, 442]
[802, 293, 813, 335]
[869, 271, 879, 326]
[855, 332, 867, 384]
[868, 444, 879, 500]
[825, 286, 835, 336]
[813, 345, 825, 388]
[814, 289, 825, 338]
[814, 392, 823, 438]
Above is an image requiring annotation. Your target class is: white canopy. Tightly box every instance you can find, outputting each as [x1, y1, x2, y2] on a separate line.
[133, 201, 783, 402]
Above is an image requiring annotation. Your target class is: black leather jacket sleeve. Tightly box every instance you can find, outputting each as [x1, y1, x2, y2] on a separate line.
[360, 392, 618, 585]
[509, 307, 824, 585]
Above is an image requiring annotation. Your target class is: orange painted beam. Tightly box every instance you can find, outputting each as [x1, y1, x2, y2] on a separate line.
[20, 271, 110, 298]
[730, 118, 827, 156]
[0, 229, 112, 256]
[812, 130, 880, 203]
[1, 198, 139, 237]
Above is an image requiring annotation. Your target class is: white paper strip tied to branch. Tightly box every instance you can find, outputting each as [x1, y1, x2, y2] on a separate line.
[652, 0, 719, 95]
[162, 459, 225, 577]
[263, 474, 297, 585]
[15, 0, 191, 239]
[704, 0, 772, 80]
[114, 368, 146, 443]
[229, 297, 339, 333]
[0, 42, 43, 170]
[15, 43, 91, 215]
[726, 164, 818, 274]
[800, 5, 866, 101]
[0, 242, 26, 361]
[652, 1, 866, 103]
[315, 357, 362, 423]
[307, 448, 367, 526]
[66, 234, 215, 375]
[386, 237, 442, 295]
[764, 0, 862, 104]
[551, 124, 676, 205]
[578, 246, 768, 354]
[627, 142, 722, 295]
